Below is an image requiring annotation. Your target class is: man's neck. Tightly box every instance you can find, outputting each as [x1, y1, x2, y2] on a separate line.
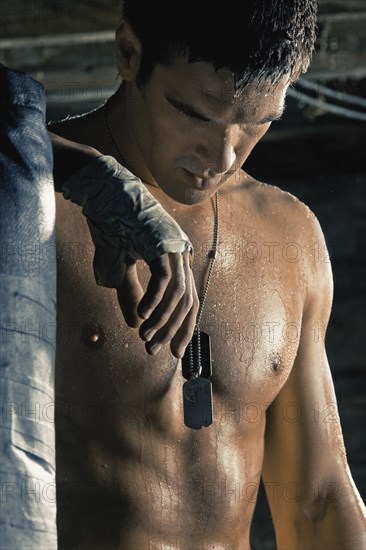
[106, 84, 157, 187]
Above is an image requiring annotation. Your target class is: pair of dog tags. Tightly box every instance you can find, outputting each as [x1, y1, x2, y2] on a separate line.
[181, 331, 213, 429]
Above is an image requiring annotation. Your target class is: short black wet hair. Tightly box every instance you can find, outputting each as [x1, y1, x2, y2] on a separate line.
[122, 0, 317, 90]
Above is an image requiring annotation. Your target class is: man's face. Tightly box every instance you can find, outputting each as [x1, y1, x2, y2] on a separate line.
[126, 58, 288, 205]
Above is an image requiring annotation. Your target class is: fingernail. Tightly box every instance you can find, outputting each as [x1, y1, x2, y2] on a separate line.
[150, 343, 161, 354]
[142, 329, 154, 341]
[139, 308, 150, 320]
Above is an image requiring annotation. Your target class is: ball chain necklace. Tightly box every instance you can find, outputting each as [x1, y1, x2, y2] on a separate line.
[103, 98, 219, 429]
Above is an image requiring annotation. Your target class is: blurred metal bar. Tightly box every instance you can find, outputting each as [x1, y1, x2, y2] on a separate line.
[0, 30, 115, 49]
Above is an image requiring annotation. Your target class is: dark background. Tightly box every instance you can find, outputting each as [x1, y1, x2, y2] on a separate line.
[1, 1, 365, 548]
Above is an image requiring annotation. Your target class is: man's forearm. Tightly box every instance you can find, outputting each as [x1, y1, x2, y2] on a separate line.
[49, 131, 102, 192]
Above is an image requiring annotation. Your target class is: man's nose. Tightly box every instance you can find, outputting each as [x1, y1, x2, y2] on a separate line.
[195, 127, 237, 175]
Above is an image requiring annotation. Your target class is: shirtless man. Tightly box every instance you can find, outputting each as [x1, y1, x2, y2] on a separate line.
[50, 1, 366, 548]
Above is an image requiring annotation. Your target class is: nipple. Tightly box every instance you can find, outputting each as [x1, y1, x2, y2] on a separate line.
[271, 355, 281, 375]
[82, 324, 105, 348]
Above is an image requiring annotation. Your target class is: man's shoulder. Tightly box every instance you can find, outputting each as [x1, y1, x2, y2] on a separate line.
[48, 109, 99, 147]
[233, 171, 320, 237]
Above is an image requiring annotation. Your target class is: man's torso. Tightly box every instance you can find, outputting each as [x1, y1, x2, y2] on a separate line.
[54, 148, 307, 548]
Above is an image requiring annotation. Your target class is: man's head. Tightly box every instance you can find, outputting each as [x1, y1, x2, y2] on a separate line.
[114, 0, 317, 205]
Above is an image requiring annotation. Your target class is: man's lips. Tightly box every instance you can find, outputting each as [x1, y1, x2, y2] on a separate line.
[180, 168, 223, 190]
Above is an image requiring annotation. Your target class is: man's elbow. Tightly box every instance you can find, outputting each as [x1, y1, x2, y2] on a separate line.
[294, 477, 366, 549]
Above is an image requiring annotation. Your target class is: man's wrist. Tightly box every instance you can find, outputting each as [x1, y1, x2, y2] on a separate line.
[61, 154, 193, 288]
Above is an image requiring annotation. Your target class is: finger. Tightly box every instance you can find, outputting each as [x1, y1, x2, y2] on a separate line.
[137, 254, 172, 320]
[147, 268, 198, 358]
[170, 270, 199, 358]
[144, 253, 197, 355]
[116, 262, 144, 328]
[139, 253, 186, 340]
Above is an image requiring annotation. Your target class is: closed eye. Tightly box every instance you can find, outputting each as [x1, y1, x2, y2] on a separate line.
[166, 97, 216, 124]
[245, 119, 274, 130]
[166, 95, 284, 127]
[243, 114, 283, 131]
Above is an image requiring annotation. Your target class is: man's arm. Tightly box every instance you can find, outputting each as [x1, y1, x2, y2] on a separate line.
[49, 131, 198, 358]
[49, 130, 102, 191]
[262, 213, 366, 549]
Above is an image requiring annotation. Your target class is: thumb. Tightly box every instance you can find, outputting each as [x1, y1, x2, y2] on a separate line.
[116, 261, 144, 328]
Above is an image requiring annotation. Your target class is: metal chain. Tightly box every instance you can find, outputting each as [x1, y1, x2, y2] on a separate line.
[191, 191, 219, 378]
[103, 98, 127, 166]
[196, 191, 219, 328]
[103, 95, 219, 378]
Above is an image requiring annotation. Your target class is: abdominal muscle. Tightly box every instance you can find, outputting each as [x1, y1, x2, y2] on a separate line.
[56, 349, 264, 550]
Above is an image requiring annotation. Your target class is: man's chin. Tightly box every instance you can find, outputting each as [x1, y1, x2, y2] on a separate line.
[147, 168, 223, 205]
[165, 185, 218, 206]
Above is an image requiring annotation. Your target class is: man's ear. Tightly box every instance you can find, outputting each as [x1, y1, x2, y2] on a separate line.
[115, 20, 142, 81]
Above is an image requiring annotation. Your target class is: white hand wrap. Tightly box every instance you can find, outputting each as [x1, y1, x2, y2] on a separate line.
[62, 155, 193, 288]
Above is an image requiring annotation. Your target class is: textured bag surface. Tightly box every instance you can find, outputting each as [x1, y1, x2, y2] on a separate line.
[0, 65, 57, 550]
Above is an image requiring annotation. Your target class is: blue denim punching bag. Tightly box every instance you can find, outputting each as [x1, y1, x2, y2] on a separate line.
[0, 66, 57, 548]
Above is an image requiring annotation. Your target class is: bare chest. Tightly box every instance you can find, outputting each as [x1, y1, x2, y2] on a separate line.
[55, 191, 305, 436]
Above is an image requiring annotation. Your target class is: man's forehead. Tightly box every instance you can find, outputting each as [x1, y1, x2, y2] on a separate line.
[196, 79, 275, 109]
[159, 60, 288, 111]
[193, 72, 289, 110]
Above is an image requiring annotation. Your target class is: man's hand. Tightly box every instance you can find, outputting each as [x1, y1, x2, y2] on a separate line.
[50, 135, 198, 358]
[117, 251, 199, 358]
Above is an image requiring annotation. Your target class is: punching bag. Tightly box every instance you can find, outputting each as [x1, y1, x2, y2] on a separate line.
[0, 66, 57, 548]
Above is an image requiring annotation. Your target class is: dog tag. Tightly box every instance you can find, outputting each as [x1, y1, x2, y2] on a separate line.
[183, 377, 213, 429]
[182, 331, 212, 380]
